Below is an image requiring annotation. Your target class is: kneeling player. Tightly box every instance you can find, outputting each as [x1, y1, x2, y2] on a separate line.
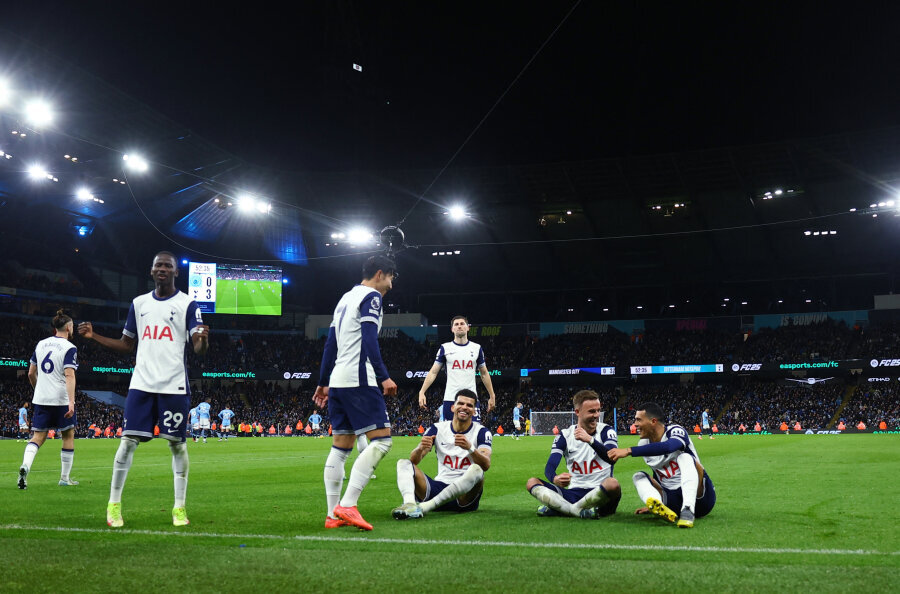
[608, 402, 716, 528]
[392, 389, 491, 519]
[525, 390, 621, 519]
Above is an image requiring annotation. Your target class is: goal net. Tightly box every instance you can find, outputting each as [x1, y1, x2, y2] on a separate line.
[530, 411, 604, 435]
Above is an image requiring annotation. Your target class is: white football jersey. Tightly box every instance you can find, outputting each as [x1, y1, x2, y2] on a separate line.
[123, 291, 202, 395]
[424, 420, 492, 483]
[550, 423, 618, 489]
[329, 285, 384, 388]
[637, 424, 701, 490]
[435, 340, 485, 402]
[30, 336, 78, 406]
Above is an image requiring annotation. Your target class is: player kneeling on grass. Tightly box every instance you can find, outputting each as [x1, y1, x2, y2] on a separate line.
[525, 390, 621, 519]
[392, 389, 492, 519]
[607, 402, 716, 528]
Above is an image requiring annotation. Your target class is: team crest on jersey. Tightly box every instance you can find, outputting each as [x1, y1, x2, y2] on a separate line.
[371, 296, 380, 310]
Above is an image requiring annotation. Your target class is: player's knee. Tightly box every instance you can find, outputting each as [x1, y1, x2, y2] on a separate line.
[526, 477, 542, 491]
[603, 477, 622, 495]
[464, 464, 484, 482]
[632, 471, 650, 484]
[397, 458, 413, 473]
[168, 440, 186, 454]
[370, 436, 392, 458]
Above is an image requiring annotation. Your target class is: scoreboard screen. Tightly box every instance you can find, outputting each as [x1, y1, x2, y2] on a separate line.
[188, 262, 283, 315]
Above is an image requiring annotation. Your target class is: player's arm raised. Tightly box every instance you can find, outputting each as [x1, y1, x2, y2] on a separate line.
[78, 321, 135, 353]
[409, 433, 434, 465]
[418, 362, 442, 408]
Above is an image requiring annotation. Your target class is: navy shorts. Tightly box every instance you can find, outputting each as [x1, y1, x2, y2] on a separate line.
[661, 471, 716, 517]
[123, 389, 190, 442]
[328, 386, 391, 435]
[536, 479, 620, 516]
[441, 401, 483, 424]
[417, 473, 482, 513]
[31, 404, 76, 432]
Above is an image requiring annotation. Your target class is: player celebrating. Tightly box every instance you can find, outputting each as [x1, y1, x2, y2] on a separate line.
[512, 402, 524, 440]
[18, 310, 80, 489]
[392, 389, 492, 519]
[218, 404, 235, 441]
[308, 410, 322, 437]
[78, 250, 209, 528]
[196, 397, 212, 443]
[17, 402, 29, 442]
[313, 255, 398, 531]
[417, 315, 496, 422]
[608, 402, 717, 528]
[525, 390, 621, 518]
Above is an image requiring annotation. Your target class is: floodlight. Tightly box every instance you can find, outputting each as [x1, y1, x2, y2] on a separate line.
[282, 278, 289, 284]
[27, 164, 48, 181]
[24, 99, 53, 127]
[347, 228, 372, 244]
[454, 250, 460, 254]
[76, 188, 93, 201]
[602, 308, 609, 312]
[447, 205, 466, 220]
[182, 259, 189, 265]
[804, 231, 811, 236]
[774, 189, 783, 195]
[238, 195, 255, 212]
[256, 201, 270, 214]
[636, 305, 643, 309]
[122, 154, 149, 172]
[849, 208, 856, 212]
[669, 304, 675, 308]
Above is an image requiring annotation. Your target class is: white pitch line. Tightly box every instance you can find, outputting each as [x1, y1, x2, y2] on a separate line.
[2, 524, 897, 557]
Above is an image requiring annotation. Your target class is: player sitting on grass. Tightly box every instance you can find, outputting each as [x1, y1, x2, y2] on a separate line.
[392, 389, 491, 519]
[525, 390, 621, 519]
[607, 402, 716, 528]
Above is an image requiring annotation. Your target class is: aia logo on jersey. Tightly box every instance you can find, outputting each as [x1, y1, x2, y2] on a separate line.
[571, 459, 604, 474]
[142, 325, 174, 341]
[443, 455, 472, 470]
[451, 360, 475, 370]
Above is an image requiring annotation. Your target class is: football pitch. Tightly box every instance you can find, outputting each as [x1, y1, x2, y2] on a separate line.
[215, 279, 282, 315]
[1, 434, 898, 592]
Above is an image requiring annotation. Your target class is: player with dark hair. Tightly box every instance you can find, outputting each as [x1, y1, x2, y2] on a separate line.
[392, 389, 492, 519]
[525, 390, 621, 518]
[608, 402, 717, 528]
[418, 315, 496, 423]
[18, 310, 79, 489]
[313, 254, 398, 530]
[79, 251, 209, 527]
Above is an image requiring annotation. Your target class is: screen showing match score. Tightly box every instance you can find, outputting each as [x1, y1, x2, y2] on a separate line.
[189, 262, 283, 315]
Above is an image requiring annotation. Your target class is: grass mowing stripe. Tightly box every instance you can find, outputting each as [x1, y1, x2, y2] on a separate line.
[3, 524, 896, 556]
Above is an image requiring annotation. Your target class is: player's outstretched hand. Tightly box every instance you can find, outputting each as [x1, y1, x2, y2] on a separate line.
[553, 473, 572, 488]
[607, 447, 630, 462]
[312, 386, 329, 408]
[382, 378, 398, 396]
[418, 391, 427, 409]
[77, 321, 93, 339]
[573, 426, 592, 443]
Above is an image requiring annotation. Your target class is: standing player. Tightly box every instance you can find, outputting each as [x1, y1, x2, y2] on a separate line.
[313, 255, 398, 531]
[17, 402, 29, 442]
[308, 410, 322, 437]
[417, 316, 496, 423]
[18, 310, 79, 489]
[525, 390, 621, 518]
[218, 404, 235, 441]
[78, 250, 209, 528]
[699, 408, 713, 440]
[197, 397, 212, 443]
[512, 402, 524, 440]
[608, 402, 716, 528]
[392, 389, 492, 519]
[189, 405, 200, 442]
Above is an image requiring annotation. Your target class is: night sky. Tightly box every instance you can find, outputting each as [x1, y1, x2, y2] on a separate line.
[6, 2, 900, 173]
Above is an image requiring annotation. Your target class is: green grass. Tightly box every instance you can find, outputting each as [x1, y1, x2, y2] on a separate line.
[215, 279, 281, 315]
[1, 434, 898, 592]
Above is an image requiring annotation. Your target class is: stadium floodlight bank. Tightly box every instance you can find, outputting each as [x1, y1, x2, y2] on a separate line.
[530, 411, 604, 435]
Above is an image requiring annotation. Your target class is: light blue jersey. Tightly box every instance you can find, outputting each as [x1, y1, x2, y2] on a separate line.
[189, 407, 199, 426]
[18, 406, 28, 426]
[513, 406, 521, 422]
[701, 411, 710, 428]
[197, 402, 211, 421]
[218, 408, 235, 427]
[309, 413, 322, 426]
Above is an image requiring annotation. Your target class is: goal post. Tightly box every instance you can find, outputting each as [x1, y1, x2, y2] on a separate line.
[529, 411, 605, 435]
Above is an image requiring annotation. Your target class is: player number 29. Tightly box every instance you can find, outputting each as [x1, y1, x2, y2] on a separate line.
[163, 411, 184, 429]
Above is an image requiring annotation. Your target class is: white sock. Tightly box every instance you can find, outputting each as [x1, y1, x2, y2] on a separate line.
[324, 446, 351, 518]
[577, 485, 610, 510]
[421, 464, 484, 513]
[340, 437, 391, 508]
[397, 459, 416, 505]
[109, 437, 138, 504]
[633, 472, 661, 505]
[530, 485, 578, 517]
[169, 441, 189, 508]
[677, 453, 698, 513]
[357, 434, 369, 454]
[21, 441, 39, 474]
[60, 448, 74, 481]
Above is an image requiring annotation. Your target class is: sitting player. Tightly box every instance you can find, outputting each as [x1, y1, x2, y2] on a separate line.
[392, 389, 491, 519]
[608, 402, 716, 528]
[525, 390, 621, 518]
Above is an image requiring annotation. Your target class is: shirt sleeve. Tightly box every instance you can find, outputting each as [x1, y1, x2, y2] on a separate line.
[629, 436, 686, 457]
[123, 304, 137, 338]
[29, 350, 37, 364]
[186, 300, 203, 337]
[544, 451, 563, 483]
[477, 346, 486, 367]
[63, 347, 78, 369]
[435, 346, 446, 364]
[476, 427, 493, 450]
[424, 424, 438, 437]
[550, 433, 567, 455]
[318, 327, 338, 386]
[359, 291, 382, 325]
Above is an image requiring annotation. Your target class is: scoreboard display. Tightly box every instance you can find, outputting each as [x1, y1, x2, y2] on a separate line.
[188, 262, 283, 315]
